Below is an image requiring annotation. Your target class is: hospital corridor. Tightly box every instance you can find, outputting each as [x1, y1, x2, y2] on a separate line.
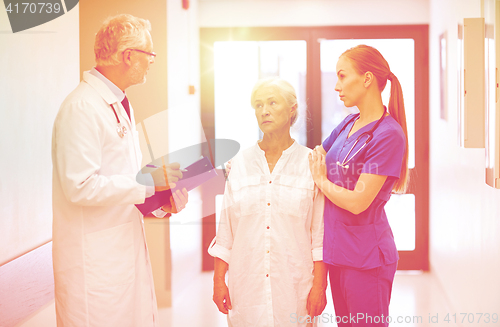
[1, 0, 500, 326]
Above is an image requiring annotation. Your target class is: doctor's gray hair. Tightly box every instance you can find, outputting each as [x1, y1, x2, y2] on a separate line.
[94, 14, 152, 66]
[250, 77, 299, 126]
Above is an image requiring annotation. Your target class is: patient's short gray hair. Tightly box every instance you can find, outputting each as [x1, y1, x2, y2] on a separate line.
[250, 77, 299, 126]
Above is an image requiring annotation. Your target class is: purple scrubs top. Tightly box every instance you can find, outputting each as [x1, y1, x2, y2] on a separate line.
[322, 113, 406, 270]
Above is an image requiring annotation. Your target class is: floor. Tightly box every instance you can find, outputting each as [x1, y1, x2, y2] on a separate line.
[157, 270, 459, 327]
[17, 270, 457, 327]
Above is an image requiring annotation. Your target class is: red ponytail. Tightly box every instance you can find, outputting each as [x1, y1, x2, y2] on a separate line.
[387, 74, 409, 193]
[341, 45, 409, 193]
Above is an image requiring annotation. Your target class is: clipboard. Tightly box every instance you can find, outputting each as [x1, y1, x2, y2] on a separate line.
[135, 156, 217, 216]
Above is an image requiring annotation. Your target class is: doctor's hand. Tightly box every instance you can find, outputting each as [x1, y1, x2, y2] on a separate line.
[213, 278, 232, 314]
[306, 285, 327, 318]
[151, 162, 183, 191]
[308, 148, 327, 186]
[161, 188, 188, 213]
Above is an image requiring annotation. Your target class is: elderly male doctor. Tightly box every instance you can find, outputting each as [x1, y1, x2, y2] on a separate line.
[51, 14, 188, 327]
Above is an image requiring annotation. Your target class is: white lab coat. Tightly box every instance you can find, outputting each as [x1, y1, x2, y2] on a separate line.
[51, 71, 158, 327]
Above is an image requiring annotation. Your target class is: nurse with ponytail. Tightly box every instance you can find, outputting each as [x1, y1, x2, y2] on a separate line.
[308, 45, 409, 327]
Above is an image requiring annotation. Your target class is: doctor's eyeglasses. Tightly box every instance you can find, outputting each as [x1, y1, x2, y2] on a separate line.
[125, 48, 157, 60]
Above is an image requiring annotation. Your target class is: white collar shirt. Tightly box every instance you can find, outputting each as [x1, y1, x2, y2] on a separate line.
[89, 67, 126, 102]
[209, 141, 324, 327]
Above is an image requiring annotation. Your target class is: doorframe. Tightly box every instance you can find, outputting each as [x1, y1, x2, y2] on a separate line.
[200, 25, 429, 271]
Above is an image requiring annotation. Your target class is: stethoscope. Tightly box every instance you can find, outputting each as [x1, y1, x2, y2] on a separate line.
[336, 110, 387, 169]
[110, 103, 127, 138]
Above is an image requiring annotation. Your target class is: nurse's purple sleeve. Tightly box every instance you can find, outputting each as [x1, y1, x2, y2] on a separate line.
[310, 186, 325, 261]
[361, 129, 406, 178]
[207, 180, 235, 264]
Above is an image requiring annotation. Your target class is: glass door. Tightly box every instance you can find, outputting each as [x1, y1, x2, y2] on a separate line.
[201, 26, 429, 270]
[311, 26, 429, 270]
[213, 40, 308, 156]
[320, 39, 417, 252]
[199, 27, 312, 271]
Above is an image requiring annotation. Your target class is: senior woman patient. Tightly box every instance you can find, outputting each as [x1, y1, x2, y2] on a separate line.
[208, 77, 327, 327]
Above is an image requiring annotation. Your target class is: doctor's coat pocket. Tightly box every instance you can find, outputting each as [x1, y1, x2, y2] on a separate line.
[84, 222, 135, 289]
[277, 176, 314, 218]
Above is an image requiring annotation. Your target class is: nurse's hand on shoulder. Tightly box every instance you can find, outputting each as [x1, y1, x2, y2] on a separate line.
[314, 145, 327, 155]
[308, 147, 327, 186]
[213, 278, 232, 314]
[306, 285, 327, 318]
[152, 162, 183, 192]
[223, 160, 232, 179]
[161, 188, 188, 213]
